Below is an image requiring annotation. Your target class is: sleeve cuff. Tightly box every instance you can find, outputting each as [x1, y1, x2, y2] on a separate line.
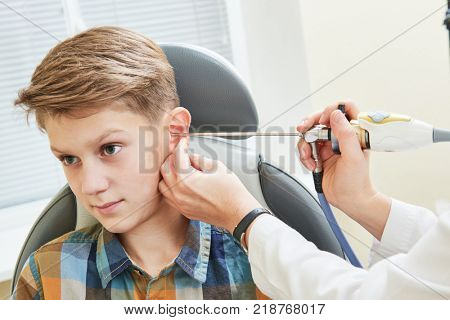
[370, 198, 437, 265]
[248, 214, 286, 256]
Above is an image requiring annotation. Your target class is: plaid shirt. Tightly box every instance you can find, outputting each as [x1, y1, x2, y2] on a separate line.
[13, 220, 268, 300]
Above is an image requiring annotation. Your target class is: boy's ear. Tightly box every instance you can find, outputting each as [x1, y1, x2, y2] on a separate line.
[168, 107, 191, 152]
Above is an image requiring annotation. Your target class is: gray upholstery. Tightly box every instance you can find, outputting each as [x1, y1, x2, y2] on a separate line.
[162, 43, 258, 134]
[11, 43, 344, 293]
[259, 162, 343, 256]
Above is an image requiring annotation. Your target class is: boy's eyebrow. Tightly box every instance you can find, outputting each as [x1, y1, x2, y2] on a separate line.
[50, 129, 127, 153]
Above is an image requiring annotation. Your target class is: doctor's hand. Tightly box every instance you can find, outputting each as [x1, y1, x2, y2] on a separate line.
[297, 102, 391, 240]
[158, 137, 262, 233]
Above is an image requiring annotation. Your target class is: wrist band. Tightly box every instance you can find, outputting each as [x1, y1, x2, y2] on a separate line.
[233, 208, 270, 252]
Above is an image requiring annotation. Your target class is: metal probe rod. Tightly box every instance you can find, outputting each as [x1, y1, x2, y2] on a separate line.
[174, 132, 303, 138]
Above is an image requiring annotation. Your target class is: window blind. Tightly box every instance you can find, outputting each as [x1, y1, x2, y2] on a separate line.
[0, 0, 68, 209]
[78, 0, 232, 62]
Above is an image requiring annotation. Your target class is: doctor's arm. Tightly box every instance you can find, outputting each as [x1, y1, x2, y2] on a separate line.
[247, 206, 447, 299]
[158, 103, 443, 299]
[158, 140, 445, 299]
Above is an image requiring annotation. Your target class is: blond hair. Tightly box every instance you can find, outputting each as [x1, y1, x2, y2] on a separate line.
[15, 26, 179, 130]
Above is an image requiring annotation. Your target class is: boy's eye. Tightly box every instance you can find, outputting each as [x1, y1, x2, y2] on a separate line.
[61, 156, 79, 166]
[58, 145, 121, 165]
[102, 144, 122, 156]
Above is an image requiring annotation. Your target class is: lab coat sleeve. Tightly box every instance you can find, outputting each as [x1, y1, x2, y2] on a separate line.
[368, 198, 438, 265]
[248, 209, 449, 299]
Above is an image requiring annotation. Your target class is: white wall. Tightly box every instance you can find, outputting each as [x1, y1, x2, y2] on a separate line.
[235, 0, 450, 265]
[229, 0, 313, 182]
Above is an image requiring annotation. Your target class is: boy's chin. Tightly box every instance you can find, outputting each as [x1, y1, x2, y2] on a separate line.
[100, 216, 142, 234]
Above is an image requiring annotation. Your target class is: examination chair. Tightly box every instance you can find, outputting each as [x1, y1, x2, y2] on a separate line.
[11, 43, 344, 293]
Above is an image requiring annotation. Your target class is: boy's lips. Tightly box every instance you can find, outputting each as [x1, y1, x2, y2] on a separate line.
[95, 200, 123, 209]
[93, 199, 124, 214]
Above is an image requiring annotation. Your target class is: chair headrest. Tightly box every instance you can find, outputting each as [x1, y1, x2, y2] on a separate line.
[161, 43, 258, 134]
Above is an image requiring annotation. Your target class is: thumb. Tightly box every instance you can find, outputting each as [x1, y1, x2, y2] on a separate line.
[330, 110, 364, 161]
[174, 137, 193, 175]
[189, 153, 218, 173]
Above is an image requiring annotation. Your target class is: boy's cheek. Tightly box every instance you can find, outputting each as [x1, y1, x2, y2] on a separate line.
[139, 146, 169, 175]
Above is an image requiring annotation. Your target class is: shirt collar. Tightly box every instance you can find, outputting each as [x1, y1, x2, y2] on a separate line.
[175, 220, 211, 284]
[96, 226, 133, 289]
[96, 220, 212, 288]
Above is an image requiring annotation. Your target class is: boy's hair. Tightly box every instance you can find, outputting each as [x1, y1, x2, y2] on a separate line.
[15, 26, 179, 130]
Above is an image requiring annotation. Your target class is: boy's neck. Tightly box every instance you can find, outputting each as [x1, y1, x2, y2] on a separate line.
[118, 199, 189, 277]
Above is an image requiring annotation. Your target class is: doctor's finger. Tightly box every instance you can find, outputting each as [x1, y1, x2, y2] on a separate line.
[174, 137, 193, 176]
[298, 139, 316, 171]
[318, 101, 360, 125]
[158, 179, 171, 195]
[296, 111, 322, 133]
[189, 153, 218, 172]
[160, 154, 177, 186]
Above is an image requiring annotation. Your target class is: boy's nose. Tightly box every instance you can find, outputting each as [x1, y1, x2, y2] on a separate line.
[80, 162, 109, 196]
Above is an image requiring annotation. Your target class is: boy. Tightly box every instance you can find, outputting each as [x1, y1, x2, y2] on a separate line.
[12, 26, 267, 300]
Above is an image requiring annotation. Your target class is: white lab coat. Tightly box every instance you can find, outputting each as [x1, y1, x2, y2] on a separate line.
[248, 199, 450, 299]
